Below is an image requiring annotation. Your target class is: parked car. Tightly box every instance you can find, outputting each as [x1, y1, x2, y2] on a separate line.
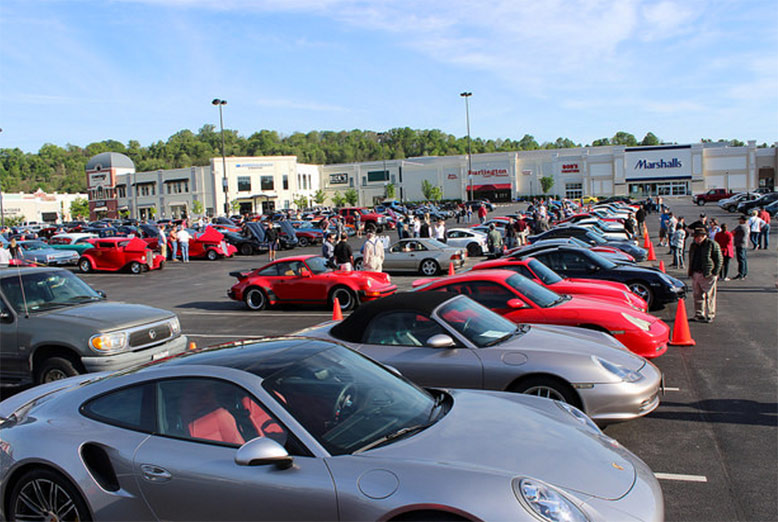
[445, 228, 489, 256]
[47, 233, 98, 255]
[16, 240, 80, 266]
[220, 229, 266, 255]
[337, 207, 387, 232]
[244, 221, 299, 250]
[512, 245, 686, 310]
[528, 226, 647, 261]
[289, 221, 325, 247]
[412, 270, 669, 358]
[228, 255, 397, 311]
[354, 238, 466, 276]
[470, 257, 648, 311]
[507, 238, 637, 264]
[78, 237, 165, 274]
[168, 226, 237, 260]
[718, 192, 760, 212]
[736, 192, 778, 214]
[764, 199, 778, 217]
[0, 267, 186, 385]
[0, 336, 663, 521]
[692, 188, 733, 205]
[298, 292, 663, 423]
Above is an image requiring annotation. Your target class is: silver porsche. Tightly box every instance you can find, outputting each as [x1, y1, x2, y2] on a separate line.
[0, 337, 663, 521]
[354, 238, 466, 276]
[296, 292, 663, 425]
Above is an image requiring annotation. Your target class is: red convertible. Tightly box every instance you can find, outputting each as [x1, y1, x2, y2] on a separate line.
[470, 257, 648, 311]
[169, 227, 237, 260]
[413, 270, 669, 358]
[228, 254, 397, 311]
[78, 237, 166, 274]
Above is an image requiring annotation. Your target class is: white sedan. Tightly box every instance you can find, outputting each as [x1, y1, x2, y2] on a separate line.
[445, 227, 489, 256]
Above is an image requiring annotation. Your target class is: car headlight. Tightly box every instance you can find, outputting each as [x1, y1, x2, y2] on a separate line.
[555, 401, 601, 435]
[592, 355, 642, 383]
[169, 317, 181, 336]
[514, 478, 589, 522]
[621, 312, 652, 332]
[89, 332, 128, 354]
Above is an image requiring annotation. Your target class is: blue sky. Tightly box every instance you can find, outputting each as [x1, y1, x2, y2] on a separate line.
[1, 0, 776, 153]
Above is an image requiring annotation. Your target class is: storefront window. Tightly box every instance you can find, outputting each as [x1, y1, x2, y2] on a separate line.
[565, 182, 583, 199]
[283, 175, 289, 190]
[261, 176, 274, 191]
[238, 176, 251, 192]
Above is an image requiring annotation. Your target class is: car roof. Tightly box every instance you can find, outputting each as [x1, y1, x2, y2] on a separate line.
[330, 292, 454, 343]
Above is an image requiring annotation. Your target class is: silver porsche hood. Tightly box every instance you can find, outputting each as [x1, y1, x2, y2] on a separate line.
[362, 389, 637, 501]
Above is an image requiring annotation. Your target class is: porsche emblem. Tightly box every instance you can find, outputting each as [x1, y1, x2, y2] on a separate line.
[612, 462, 624, 471]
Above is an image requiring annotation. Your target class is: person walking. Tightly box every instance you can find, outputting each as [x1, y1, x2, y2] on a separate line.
[635, 205, 647, 237]
[168, 226, 178, 261]
[362, 231, 385, 272]
[478, 204, 488, 224]
[266, 223, 278, 261]
[505, 218, 517, 250]
[747, 210, 765, 250]
[322, 233, 336, 267]
[177, 226, 191, 263]
[714, 224, 734, 281]
[486, 223, 503, 258]
[412, 216, 421, 238]
[670, 219, 686, 269]
[419, 215, 431, 238]
[334, 234, 353, 271]
[687, 228, 723, 323]
[433, 219, 446, 243]
[157, 225, 167, 260]
[732, 215, 749, 279]
[659, 209, 671, 247]
[758, 207, 771, 250]
[8, 238, 24, 261]
[466, 205, 473, 224]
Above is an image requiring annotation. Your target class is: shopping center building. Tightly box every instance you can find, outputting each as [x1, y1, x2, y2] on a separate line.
[84, 141, 776, 220]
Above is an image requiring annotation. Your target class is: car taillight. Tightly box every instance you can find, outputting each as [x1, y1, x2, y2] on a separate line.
[451, 253, 461, 260]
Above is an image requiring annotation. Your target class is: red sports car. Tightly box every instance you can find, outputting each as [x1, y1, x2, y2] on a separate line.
[228, 254, 397, 311]
[470, 257, 648, 311]
[413, 270, 669, 358]
[78, 237, 165, 274]
[169, 227, 237, 260]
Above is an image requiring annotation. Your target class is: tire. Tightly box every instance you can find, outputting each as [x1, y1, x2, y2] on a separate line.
[466, 243, 483, 257]
[129, 261, 142, 274]
[365, 222, 377, 233]
[419, 259, 440, 276]
[627, 281, 654, 308]
[298, 237, 309, 248]
[157, 260, 165, 270]
[240, 243, 254, 256]
[244, 287, 267, 311]
[206, 249, 218, 261]
[9, 468, 92, 522]
[510, 376, 580, 408]
[35, 355, 81, 384]
[78, 258, 92, 273]
[354, 258, 364, 271]
[330, 286, 357, 311]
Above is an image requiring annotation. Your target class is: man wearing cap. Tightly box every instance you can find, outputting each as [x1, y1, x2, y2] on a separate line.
[687, 227, 723, 323]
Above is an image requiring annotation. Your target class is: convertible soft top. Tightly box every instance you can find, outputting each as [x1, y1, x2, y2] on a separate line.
[330, 291, 453, 343]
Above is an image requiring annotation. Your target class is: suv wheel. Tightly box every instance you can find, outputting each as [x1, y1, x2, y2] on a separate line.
[36, 356, 81, 384]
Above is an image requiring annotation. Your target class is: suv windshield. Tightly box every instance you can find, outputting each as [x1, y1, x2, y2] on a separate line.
[0, 270, 103, 313]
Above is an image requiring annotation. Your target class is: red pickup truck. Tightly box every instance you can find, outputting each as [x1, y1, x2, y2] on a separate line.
[337, 207, 387, 232]
[693, 188, 733, 205]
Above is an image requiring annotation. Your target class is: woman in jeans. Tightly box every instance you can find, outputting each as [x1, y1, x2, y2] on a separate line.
[714, 224, 734, 281]
[670, 218, 686, 269]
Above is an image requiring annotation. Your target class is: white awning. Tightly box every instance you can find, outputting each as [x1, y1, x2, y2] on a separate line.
[93, 206, 109, 212]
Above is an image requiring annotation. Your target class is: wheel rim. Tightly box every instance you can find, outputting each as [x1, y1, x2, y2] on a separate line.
[333, 289, 353, 310]
[240, 244, 252, 255]
[131, 263, 141, 274]
[208, 250, 217, 260]
[467, 244, 481, 256]
[246, 289, 265, 310]
[354, 260, 363, 271]
[43, 369, 69, 383]
[79, 260, 90, 272]
[421, 260, 438, 276]
[522, 385, 566, 402]
[298, 238, 308, 247]
[628, 283, 651, 304]
[14, 478, 79, 522]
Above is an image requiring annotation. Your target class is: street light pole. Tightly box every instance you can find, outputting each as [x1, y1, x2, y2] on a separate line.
[460, 92, 473, 202]
[0, 128, 4, 228]
[212, 99, 229, 216]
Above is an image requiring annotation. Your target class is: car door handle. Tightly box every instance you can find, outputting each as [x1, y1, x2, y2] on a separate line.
[141, 464, 172, 482]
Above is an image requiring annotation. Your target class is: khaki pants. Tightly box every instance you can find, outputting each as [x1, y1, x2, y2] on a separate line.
[692, 272, 717, 320]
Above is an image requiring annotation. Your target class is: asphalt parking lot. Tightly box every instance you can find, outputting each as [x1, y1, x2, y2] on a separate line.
[46, 199, 778, 520]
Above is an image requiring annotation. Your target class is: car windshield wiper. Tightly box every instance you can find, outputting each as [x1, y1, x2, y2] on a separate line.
[65, 295, 102, 303]
[354, 423, 430, 454]
[483, 325, 526, 347]
[29, 302, 71, 312]
[547, 295, 570, 307]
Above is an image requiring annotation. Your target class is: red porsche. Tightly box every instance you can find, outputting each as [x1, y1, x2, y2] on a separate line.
[169, 227, 237, 260]
[78, 237, 165, 274]
[228, 254, 397, 312]
[470, 257, 648, 311]
[413, 270, 669, 358]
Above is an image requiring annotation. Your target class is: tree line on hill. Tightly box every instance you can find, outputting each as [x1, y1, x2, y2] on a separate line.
[0, 126, 757, 194]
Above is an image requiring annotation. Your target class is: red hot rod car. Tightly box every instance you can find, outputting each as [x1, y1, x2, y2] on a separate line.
[78, 237, 166, 274]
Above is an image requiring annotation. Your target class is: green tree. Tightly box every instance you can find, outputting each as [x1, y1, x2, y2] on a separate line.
[230, 200, 241, 214]
[385, 183, 395, 199]
[148, 207, 157, 219]
[540, 176, 555, 194]
[640, 132, 660, 146]
[313, 189, 327, 205]
[611, 131, 638, 146]
[293, 194, 309, 209]
[331, 191, 346, 207]
[421, 180, 442, 201]
[69, 197, 89, 219]
[591, 137, 611, 147]
[191, 200, 204, 216]
[344, 188, 359, 206]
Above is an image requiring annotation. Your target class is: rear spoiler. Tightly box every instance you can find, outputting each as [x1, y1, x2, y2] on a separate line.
[229, 270, 255, 280]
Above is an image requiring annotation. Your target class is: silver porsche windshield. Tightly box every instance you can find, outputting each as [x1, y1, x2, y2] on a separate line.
[437, 296, 519, 348]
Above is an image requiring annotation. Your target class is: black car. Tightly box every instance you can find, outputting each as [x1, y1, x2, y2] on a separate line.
[222, 230, 266, 255]
[244, 221, 299, 250]
[736, 192, 778, 214]
[512, 245, 685, 310]
[506, 238, 636, 264]
[528, 226, 647, 261]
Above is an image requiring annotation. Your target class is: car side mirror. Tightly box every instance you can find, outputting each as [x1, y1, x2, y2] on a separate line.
[0, 310, 13, 323]
[507, 298, 526, 309]
[235, 437, 293, 469]
[96, 290, 107, 298]
[426, 333, 456, 348]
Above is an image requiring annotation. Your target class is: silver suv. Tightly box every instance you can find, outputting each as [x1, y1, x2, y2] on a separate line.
[0, 267, 188, 385]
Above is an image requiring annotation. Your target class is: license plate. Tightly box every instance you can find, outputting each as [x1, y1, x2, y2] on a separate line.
[152, 350, 169, 361]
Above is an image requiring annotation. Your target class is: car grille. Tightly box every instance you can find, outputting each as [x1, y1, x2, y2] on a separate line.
[129, 323, 172, 348]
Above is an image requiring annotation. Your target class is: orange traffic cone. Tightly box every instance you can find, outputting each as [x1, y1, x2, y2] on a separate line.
[448, 262, 455, 276]
[669, 299, 696, 346]
[659, 260, 666, 273]
[332, 297, 343, 321]
[647, 241, 656, 261]
[643, 232, 650, 250]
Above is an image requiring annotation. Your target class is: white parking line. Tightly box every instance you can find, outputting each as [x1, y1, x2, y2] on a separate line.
[178, 311, 332, 317]
[654, 472, 708, 482]
[186, 333, 265, 338]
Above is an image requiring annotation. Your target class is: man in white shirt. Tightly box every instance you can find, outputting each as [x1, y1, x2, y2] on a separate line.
[747, 210, 765, 250]
[177, 227, 192, 263]
[362, 232, 385, 272]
